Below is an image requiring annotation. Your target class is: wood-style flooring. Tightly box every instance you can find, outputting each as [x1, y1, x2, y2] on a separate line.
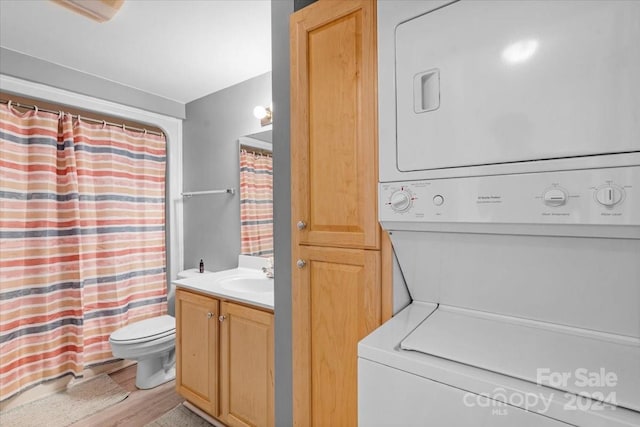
[70, 365, 185, 427]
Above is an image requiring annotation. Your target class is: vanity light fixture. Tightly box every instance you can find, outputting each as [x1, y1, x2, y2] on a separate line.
[51, 0, 125, 23]
[253, 105, 273, 127]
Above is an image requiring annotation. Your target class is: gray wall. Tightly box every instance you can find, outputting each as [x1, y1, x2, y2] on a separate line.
[182, 72, 272, 272]
[0, 48, 185, 119]
[272, 1, 294, 426]
[294, 0, 318, 11]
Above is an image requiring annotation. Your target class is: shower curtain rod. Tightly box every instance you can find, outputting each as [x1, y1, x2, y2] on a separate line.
[241, 148, 272, 157]
[181, 188, 236, 198]
[1, 99, 165, 137]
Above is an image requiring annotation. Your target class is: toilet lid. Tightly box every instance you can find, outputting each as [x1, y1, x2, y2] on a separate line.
[110, 315, 175, 343]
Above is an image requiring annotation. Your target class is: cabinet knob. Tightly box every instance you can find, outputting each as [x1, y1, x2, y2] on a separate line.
[219, 315, 226, 322]
[207, 312, 214, 319]
[296, 259, 306, 269]
[296, 220, 307, 230]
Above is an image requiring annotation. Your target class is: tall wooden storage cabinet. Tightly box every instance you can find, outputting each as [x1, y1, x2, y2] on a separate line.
[290, 1, 387, 425]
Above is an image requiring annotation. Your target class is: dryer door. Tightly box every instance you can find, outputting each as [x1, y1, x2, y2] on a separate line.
[395, 0, 640, 172]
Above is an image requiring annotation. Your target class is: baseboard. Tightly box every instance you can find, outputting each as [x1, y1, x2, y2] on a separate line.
[183, 401, 226, 427]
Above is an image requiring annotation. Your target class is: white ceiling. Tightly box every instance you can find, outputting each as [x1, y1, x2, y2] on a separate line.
[0, 0, 272, 104]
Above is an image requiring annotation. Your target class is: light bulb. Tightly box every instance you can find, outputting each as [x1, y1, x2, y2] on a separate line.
[253, 106, 268, 119]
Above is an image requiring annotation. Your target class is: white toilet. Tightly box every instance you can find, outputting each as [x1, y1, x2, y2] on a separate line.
[109, 269, 209, 389]
[109, 313, 176, 389]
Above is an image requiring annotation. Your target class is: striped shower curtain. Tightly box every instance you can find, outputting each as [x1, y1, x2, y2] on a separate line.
[0, 104, 167, 401]
[239, 150, 273, 257]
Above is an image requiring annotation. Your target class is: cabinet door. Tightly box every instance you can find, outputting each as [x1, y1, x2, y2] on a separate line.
[220, 302, 274, 427]
[175, 289, 219, 416]
[292, 245, 381, 426]
[291, 0, 379, 250]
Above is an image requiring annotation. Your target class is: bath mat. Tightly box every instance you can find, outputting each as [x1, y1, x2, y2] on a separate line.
[145, 403, 213, 426]
[1, 374, 130, 427]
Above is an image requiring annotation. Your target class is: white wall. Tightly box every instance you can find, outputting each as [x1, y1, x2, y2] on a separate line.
[0, 48, 185, 119]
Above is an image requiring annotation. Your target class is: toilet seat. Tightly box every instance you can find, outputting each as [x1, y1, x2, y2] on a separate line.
[110, 315, 175, 344]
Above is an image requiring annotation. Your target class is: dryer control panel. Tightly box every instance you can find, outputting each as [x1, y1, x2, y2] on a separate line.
[379, 166, 640, 226]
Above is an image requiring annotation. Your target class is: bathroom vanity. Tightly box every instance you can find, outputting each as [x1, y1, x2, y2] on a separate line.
[173, 262, 274, 427]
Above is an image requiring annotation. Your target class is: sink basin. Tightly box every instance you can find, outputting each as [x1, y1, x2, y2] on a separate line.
[219, 276, 273, 293]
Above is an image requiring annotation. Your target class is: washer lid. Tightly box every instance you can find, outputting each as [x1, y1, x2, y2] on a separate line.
[400, 305, 640, 413]
[110, 315, 175, 343]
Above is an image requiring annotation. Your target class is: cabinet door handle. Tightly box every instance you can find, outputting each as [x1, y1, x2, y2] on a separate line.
[207, 312, 214, 319]
[296, 259, 306, 269]
[296, 220, 307, 230]
[219, 315, 226, 322]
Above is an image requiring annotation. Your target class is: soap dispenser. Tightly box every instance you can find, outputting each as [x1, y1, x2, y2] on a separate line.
[199, 259, 204, 273]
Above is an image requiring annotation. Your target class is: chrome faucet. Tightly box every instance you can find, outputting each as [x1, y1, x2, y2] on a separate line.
[262, 257, 274, 279]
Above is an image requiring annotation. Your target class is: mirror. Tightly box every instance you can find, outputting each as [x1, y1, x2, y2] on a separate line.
[238, 131, 273, 258]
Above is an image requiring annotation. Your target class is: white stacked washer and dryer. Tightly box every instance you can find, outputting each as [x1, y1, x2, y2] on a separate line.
[359, 1, 640, 426]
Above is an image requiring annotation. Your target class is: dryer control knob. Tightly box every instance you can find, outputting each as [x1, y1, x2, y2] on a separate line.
[543, 188, 568, 207]
[595, 185, 624, 207]
[389, 190, 412, 213]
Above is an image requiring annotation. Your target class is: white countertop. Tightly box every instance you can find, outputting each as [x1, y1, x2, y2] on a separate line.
[173, 266, 274, 311]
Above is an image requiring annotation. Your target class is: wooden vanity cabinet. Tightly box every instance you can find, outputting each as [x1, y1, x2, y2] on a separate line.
[175, 288, 274, 427]
[220, 301, 274, 427]
[175, 288, 219, 416]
